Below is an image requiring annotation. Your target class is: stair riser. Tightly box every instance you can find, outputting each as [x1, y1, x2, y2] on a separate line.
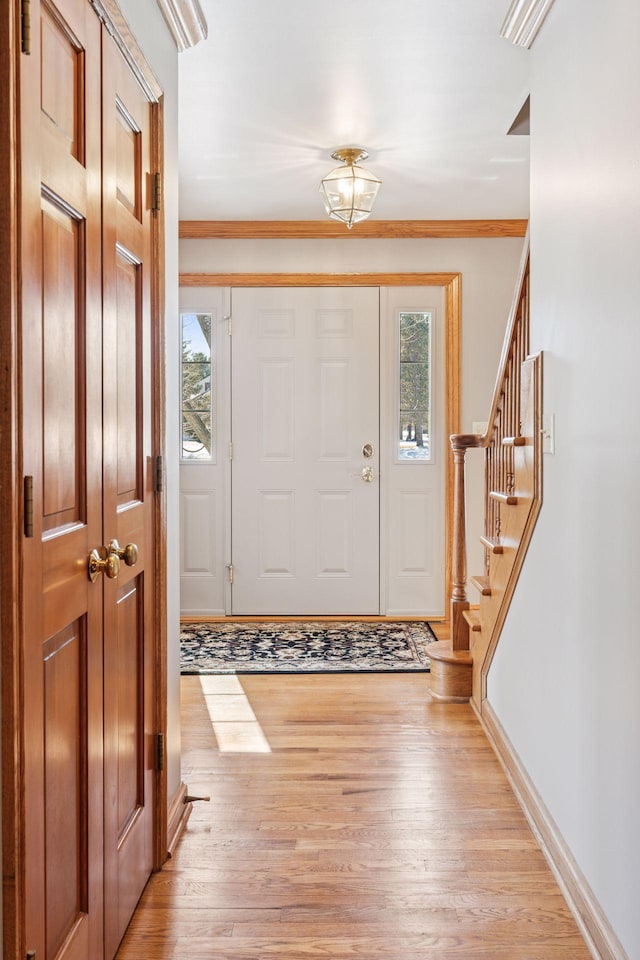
[429, 658, 472, 702]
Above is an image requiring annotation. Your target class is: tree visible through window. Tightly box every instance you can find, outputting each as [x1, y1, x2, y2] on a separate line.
[398, 311, 431, 461]
[181, 313, 213, 460]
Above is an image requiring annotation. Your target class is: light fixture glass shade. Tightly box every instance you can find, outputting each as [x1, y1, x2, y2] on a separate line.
[319, 148, 381, 229]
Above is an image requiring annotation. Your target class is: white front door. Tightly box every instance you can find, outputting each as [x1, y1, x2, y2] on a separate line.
[231, 287, 380, 614]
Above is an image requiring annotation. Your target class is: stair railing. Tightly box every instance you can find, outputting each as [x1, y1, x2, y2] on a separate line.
[449, 236, 531, 652]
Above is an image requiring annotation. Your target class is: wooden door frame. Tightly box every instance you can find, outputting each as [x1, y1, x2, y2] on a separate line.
[179, 271, 462, 617]
[0, 2, 168, 956]
[1, 5, 24, 957]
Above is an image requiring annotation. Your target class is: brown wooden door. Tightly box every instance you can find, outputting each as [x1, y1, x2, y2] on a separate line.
[22, 2, 105, 956]
[20, 2, 157, 958]
[101, 29, 156, 960]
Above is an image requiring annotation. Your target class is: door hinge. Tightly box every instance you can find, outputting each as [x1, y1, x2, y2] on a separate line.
[228, 442, 234, 460]
[21, 0, 32, 55]
[155, 732, 165, 772]
[152, 172, 162, 213]
[226, 564, 234, 584]
[24, 476, 34, 538]
[224, 314, 232, 336]
[154, 455, 164, 493]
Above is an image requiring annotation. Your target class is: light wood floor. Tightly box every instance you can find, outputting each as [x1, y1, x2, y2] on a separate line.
[117, 671, 591, 959]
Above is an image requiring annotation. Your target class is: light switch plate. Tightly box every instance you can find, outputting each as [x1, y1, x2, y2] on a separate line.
[542, 412, 555, 454]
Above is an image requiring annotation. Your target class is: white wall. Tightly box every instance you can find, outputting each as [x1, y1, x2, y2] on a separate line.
[488, 2, 640, 956]
[117, 0, 182, 807]
[180, 237, 525, 581]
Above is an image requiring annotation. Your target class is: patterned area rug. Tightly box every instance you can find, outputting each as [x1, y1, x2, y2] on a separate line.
[180, 620, 434, 674]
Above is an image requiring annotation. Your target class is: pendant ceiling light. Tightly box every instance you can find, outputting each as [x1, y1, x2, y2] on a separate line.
[319, 147, 382, 229]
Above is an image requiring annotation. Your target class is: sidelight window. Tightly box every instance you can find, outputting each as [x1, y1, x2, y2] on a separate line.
[181, 312, 214, 461]
[398, 311, 432, 461]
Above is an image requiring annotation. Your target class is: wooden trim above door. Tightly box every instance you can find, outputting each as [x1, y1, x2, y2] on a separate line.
[179, 219, 528, 240]
[180, 271, 461, 288]
[178, 271, 461, 618]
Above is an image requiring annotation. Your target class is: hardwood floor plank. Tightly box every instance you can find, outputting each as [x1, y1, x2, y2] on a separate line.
[116, 673, 591, 959]
[221, 914, 588, 937]
[168, 937, 591, 960]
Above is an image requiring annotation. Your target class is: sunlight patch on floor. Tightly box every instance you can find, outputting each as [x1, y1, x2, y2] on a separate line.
[198, 675, 271, 753]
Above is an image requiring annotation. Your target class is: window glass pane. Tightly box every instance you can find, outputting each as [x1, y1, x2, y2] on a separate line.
[181, 313, 213, 461]
[398, 312, 431, 461]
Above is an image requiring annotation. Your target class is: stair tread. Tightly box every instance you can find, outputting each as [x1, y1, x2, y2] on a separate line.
[470, 575, 492, 596]
[462, 609, 482, 632]
[480, 535, 504, 554]
[425, 640, 473, 665]
[489, 490, 518, 505]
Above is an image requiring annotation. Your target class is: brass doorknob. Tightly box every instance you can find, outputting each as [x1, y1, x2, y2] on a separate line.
[88, 548, 120, 583]
[108, 539, 138, 567]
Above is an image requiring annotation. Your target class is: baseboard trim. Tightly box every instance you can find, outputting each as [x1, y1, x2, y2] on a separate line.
[479, 700, 629, 960]
[180, 609, 226, 619]
[166, 781, 192, 858]
[179, 614, 438, 623]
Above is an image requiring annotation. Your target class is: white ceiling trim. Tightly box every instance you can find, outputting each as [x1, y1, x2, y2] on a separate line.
[500, 0, 556, 48]
[156, 0, 207, 51]
[91, 0, 162, 100]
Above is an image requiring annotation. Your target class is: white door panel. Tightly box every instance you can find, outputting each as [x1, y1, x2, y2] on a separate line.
[380, 287, 446, 617]
[181, 488, 217, 575]
[231, 287, 379, 615]
[179, 288, 229, 616]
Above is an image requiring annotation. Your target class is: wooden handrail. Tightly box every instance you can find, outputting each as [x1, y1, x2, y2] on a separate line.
[479, 232, 530, 449]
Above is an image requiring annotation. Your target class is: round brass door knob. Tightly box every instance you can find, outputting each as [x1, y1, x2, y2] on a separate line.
[88, 548, 120, 583]
[108, 539, 139, 567]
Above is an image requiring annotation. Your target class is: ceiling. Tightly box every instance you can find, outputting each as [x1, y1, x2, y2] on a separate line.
[177, 0, 531, 222]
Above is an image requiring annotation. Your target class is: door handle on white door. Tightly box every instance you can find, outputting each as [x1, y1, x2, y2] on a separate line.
[356, 466, 375, 482]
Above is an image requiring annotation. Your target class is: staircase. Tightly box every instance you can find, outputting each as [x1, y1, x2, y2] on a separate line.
[429, 236, 543, 710]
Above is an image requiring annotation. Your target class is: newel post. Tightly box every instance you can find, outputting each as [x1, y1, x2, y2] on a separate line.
[450, 434, 481, 650]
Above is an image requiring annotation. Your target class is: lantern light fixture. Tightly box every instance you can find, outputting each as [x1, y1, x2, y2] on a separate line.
[319, 147, 382, 229]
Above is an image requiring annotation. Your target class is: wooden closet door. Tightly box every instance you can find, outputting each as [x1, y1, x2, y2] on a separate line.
[21, 1, 105, 958]
[21, 3, 158, 958]
[101, 29, 157, 960]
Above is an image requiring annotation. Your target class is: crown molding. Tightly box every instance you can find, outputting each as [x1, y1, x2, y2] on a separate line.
[156, 0, 207, 51]
[179, 219, 528, 240]
[500, 0, 556, 48]
[91, 0, 163, 100]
